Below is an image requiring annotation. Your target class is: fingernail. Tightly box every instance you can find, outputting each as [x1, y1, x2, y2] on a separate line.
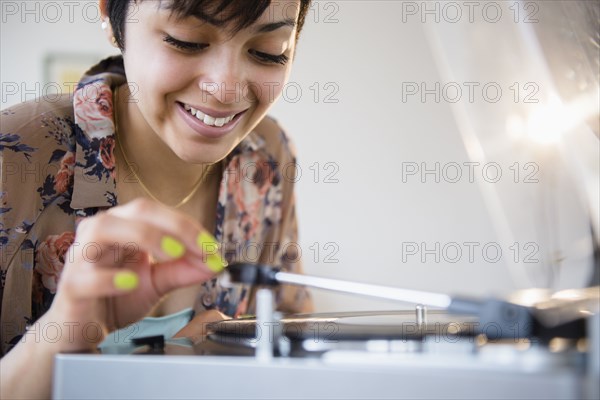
[197, 232, 226, 273]
[114, 271, 139, 291]
[161, 236, 185, 259]
[206, 254, 227, 273]
[197, 231, 219, 250]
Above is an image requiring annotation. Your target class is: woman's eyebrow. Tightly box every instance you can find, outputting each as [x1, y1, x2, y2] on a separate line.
[254, 18, 296, 34]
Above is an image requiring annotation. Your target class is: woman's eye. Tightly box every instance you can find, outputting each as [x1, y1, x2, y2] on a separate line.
[249, 49, 289, 66]
[163, 35, 208, 52]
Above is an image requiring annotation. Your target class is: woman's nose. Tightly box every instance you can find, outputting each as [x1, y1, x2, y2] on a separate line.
[199, 53, 247, 105]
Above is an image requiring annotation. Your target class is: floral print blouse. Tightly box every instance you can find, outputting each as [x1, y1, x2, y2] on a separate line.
[0, 56, 312, 356]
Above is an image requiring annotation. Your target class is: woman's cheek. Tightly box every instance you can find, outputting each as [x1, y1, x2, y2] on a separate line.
[255, 70, 289, 107]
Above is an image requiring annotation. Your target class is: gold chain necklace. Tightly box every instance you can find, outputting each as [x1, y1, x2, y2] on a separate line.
[113, 86, 211, 208]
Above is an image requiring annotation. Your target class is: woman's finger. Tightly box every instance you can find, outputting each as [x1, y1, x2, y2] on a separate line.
[58, 266, 142, 300]
[74, 210, 219, 269]
[106, 198, 224, 267]
[151, 255, 217, 296]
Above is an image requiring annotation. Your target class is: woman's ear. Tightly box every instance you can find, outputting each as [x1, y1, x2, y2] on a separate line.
[99, 0, 118, 48]
[99, 0, 108, 17]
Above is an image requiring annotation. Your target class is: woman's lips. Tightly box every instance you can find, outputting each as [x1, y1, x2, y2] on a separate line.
[176, 101, 246, 139]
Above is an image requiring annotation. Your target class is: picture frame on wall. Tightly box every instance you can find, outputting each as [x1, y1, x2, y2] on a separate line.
[43, 52, 102, 94]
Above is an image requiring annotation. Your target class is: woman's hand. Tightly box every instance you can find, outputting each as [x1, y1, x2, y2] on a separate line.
[1, 198, 226, 399]
[47, 198, 225, 353]
[173, 309, 231, 343]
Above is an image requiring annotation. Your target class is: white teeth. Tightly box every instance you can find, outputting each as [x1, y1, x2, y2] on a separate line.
[203, 115, 215, 125]
[182, 103, 236, 127]
[195, 109, 206, 120]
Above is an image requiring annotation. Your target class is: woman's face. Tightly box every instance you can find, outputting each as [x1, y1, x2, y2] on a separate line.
[118, 0, 300, 163]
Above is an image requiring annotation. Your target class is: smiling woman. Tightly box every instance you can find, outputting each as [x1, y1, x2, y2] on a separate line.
[0, 0, 312, 398]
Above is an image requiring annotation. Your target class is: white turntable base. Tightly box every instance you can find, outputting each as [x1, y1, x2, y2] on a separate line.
[53, 351, 596, 399]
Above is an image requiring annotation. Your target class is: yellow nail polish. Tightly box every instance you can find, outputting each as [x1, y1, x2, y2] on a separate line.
[197, 231, 219, 250]
[161, 236, 185, 259]
[206, 254, 227, 273]
[114, 271, 139, 291]
[197, 232, 225, 273]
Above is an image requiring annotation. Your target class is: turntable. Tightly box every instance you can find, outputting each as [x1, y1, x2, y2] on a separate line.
[53, 263, 600, 399]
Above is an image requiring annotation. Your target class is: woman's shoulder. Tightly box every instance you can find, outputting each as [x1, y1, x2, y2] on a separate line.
[1, 95, 75, 164]
[1, 95, 75, 140]
[2, 94, 74, 128]
[1, 95, 77, 221]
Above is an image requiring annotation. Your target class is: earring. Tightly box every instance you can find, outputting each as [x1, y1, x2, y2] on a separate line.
[101, 21, 108, 30]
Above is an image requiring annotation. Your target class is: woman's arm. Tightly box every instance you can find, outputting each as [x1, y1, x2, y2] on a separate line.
[0, 309, 74, 399]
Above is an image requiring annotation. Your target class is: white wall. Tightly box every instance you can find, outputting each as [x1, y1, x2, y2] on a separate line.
[1, 1, 593, 312]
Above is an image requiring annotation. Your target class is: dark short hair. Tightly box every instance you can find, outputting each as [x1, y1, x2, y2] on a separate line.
[106, 0, 312, 51]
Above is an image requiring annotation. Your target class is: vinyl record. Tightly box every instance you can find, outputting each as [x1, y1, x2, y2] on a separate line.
[207, 310, 479, 344]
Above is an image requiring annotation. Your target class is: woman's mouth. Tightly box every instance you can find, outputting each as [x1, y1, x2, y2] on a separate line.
[176, 101, 247, 139]
[180, 102, 241, 127]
